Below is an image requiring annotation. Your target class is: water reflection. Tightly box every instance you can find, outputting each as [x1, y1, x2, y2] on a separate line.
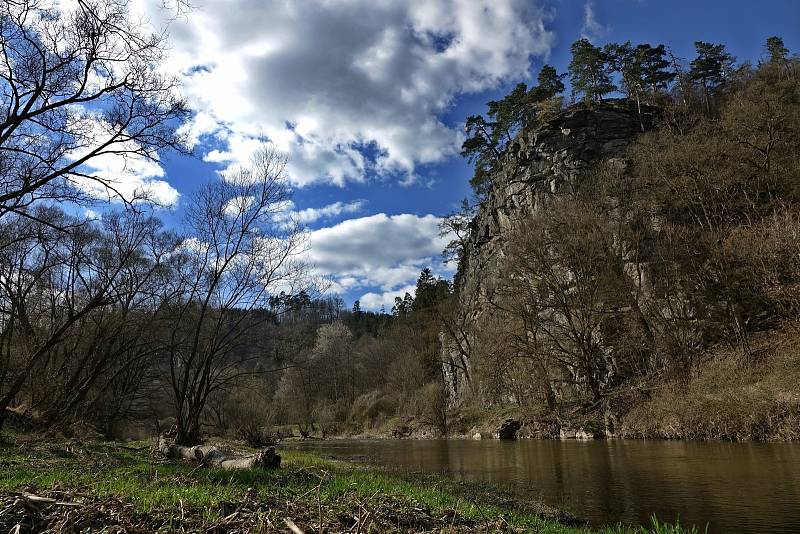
[292, 439, 800, 533]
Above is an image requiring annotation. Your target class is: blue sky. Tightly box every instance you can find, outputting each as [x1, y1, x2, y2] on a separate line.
[136, 0, 799, 310]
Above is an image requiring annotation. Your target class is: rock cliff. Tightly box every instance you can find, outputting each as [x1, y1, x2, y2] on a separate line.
[443, 99, 657, 404]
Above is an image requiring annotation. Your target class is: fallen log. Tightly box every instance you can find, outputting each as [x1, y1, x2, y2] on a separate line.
[158, 435, 281, 470]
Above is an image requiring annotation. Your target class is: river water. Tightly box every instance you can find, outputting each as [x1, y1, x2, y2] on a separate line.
[291, 438, 800, 533]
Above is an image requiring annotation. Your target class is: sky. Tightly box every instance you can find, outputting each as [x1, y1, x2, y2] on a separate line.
[120, 0, 800, 310]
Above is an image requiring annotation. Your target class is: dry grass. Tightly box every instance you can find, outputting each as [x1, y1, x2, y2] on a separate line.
[621, 325, 800, 441]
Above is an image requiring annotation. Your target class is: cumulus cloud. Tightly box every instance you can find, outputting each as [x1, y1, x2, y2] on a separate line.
[67, 111, 179, 206]
[275, 200, 366, 229]
[580, 1, 609, 43]
[302, 213, 454, 309]
[137, 0, 556, 187]
[360, 284, 418, 311]
[76, 152, 178, 206]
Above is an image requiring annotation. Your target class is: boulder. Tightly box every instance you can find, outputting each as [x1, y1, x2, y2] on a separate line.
[559, 428, 577, 440]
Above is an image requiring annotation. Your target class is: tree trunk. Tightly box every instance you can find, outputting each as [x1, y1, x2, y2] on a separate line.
[158, 435, 281, 470]
[177, 421, 201, 446]
[635, 93, 644, 132]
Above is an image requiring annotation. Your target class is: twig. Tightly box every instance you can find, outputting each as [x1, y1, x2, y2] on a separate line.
[21, 492, 83, 507]
[468, 496, 491, 533]
[115, 444, 149, 452]
[317, 473, 323, 534]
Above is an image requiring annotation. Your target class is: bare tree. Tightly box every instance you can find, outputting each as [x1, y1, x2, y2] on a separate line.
[0, 206, 166, 430]
[158, 146, 308, 445]
[0, 0, 188, 219]
[309, 321, 354, 405]
[498, 202, 629, 404]
[439, 198, 474, 267]
[27, 211, 174, 431]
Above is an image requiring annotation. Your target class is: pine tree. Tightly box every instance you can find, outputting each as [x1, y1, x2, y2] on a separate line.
[569, 38, 616, 102]
[689, 41, 736, 114]
[462, 82, 537, 199]
[486, 83, 530, 144]
[461, 114, 502, 200]
[462, 67, 566, 199]
[536, 64, 566, 99]
[765, 36, 790, 70]
[605, 42, 641, 97]
[413, 268, 450, 313]
[605, 41, 646, 129]
[636, 43, 675, 94]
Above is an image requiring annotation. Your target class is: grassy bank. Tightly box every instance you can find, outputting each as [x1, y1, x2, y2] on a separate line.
[620, 327, 800, 441]
[0, 433, 701, 533]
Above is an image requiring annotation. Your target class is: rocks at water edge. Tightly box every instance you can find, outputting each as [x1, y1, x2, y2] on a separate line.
[559, 427, 599, 440]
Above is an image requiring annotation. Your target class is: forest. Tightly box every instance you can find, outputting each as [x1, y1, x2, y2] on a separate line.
[1, 0, 799, 448]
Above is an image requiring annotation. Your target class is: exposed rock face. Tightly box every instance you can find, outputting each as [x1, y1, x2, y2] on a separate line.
[442, 99, 656, 405]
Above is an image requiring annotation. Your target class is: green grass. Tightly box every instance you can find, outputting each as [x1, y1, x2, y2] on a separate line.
[0, 435, 702, 533]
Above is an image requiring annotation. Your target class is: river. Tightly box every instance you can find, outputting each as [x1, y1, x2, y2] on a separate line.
[291, 438, 800, 533]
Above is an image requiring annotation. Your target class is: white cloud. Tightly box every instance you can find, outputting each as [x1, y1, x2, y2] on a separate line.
[66, 111, 179, 206]
[580, 1, 609, 43]
[295, 200, 365, 225]
[305, 213, 446, 275]
[76, 152, 178, 206]
[222, 195, 256, 217]
[360, 284, 417, 311]
[275, 200, 366, 229]
[302, 213, 454, 309]
[137, 0, 555, 187]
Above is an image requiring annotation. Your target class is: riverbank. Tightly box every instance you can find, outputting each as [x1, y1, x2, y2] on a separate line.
[331, 325, 800, 443]
[0, 433, 700, 533]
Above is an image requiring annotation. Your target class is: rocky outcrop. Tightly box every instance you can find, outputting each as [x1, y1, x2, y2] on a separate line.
[442, 99, 657, 405]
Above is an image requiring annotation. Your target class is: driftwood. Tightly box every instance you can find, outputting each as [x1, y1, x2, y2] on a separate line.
[158, 435, 281, 470]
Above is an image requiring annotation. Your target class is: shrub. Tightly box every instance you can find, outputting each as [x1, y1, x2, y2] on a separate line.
[349, 391, 398, 428]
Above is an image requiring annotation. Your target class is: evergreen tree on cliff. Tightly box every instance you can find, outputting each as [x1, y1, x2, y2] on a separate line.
[636, 43, 676, 94]
[462, 65, 566, 199]
[689, 41, 736, 114]
[604, 41, 675, 128]
[765, 36, 789, 64]
[535, 64, 566, 99]
[569, 38, 616, 102]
